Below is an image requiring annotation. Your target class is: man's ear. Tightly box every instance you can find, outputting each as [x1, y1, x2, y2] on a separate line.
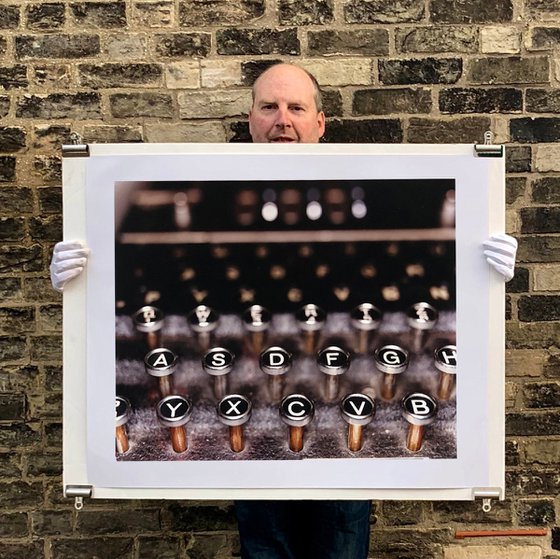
[318, 111, 326, 139]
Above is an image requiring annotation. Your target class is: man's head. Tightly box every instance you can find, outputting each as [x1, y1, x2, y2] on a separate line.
[249, 63, 325, 144]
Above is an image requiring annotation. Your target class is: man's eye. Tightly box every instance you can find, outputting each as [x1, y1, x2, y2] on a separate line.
[291, 106, 304, 112]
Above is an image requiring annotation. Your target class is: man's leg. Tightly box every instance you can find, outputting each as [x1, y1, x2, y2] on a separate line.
[234, 500, 298, 559]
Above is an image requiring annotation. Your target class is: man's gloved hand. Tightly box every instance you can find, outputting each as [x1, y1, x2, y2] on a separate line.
[483, 233, 517, 282]
[50, 241, 89, 292]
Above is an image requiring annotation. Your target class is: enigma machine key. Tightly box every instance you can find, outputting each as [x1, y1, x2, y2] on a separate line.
[114, 179, 457, 462]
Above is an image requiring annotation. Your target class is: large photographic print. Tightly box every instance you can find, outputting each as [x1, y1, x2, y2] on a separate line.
[114, 178, 457, 462]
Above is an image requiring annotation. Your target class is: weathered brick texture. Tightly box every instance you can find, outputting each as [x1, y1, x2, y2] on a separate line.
[0, 0, 559, 557]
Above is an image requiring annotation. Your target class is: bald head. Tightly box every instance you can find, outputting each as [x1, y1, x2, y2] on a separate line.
[248, 63, 325, 144]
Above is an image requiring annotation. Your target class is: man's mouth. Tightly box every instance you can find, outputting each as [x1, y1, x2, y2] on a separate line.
[269, 136, 297, 142]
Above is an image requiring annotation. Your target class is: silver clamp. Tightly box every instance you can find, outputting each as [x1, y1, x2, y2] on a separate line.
[64, 485, 92, 510]
[474, 131, 503, 158]
[62, 132, 89, 157]
[473, 488, 501, 512]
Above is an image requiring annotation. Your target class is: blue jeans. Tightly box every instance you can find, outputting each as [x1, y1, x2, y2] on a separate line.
[234, 500, 371, 559]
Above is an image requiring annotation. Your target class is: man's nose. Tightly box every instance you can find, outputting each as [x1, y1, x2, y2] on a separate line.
[274, 107, 291, 127]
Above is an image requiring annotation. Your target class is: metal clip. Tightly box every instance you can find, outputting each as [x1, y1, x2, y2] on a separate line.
[65, 485, 92, 510]
[473, 488, 501, 512]
[62, 133, 89, 157]
[474, 131, 503, 158]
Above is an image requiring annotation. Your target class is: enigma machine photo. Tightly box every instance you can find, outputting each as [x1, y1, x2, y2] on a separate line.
[62, 144, 505, 502]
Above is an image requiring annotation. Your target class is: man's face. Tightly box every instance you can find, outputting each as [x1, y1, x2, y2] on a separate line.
[249, 64, 326, 144]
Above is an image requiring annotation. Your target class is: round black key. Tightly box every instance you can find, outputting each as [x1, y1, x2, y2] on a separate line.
[317, 346, 350, 376]
[402, 393, 438, 426]
[243, 304, 272, 332]
[434, 345, 457, 375]
[279, 394, 314, 427]
[202, 347, 235, 376]
[187, 305, 219, 333]
[374, 345, 409, 375]
[133, 305, 164, 333]
[340, 393, 376, 426]
[115, 396, 131, 427]
[217, 395, 252, 427]
[144, 348, 178, 377]
[295, 303, 326, 331]
[350, 303, 382, 331]
[260, 347, 292, 376]
[156, 395, 192, 428]
[407, 302, 438, 331]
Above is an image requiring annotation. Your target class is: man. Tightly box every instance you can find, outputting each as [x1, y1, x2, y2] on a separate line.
[51, 63, 517, 558]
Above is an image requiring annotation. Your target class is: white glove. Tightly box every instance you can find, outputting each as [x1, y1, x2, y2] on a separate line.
[483, 233, 517, 282]
[50, 240, 89, 292]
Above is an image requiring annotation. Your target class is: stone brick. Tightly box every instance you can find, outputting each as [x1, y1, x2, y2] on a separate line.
[50, 538, 134, 559]
[554, 527, 560, 551]
[0, 543, 44, 559]
[518, 295, 560, 321]
[44, 421, 62, 448]
[506, 176, 526, 205]
[308, 29, 389, 56]
[528, 26, 560, 50]
[0, 126, 26, 153]
[109, 93, 174, 118]
[278, 0, 334, 25]
[32, 64, 72, 88]
[467, 57, 549, 84]
[533, 265, 560, 290]
[433, 500, 513, 524]
[443, 546, 541, 559]
[397, 26, 478, 53]
[507, 469, 560, 495]
[481, 26, 522, 53]
[132, 1, 174, 27]
[154, 32, 211, 57]
[79, 63, 162, 89]
[26, 3, 65, 29]
[0, 37, 5, 57]
[526, 0, 560, 18]
[137, 536, 182, 559]
[0, 156, 16, 182]
[430, 0, 512, 23]
[512, 117, 560, 143]
[0, 6, 20, 28]
[380, 58, 462, 85]
[0, 481, 43, 508]
[45, 365, 62, 391]
[353, 88, 431, 115]
[70, 1, 126, 28]
[521, 207, 560, 233]
[83, 125, 143, 143]
[545, 353, 560, 378]
[0, 217, 25, 240]
[32, 155, 62, 183]
[382, 501, 424, 525]
[0, 512, 28, 537]
[144, 122, 226, 143]
[178, 90, 250, 119]
[407, 117, 490, 143]
[77, 508, 161, 534]
[528, 88, 560, 113]
[165, 61, 199, 89]
[0, 307, 35, 334]
[323, 119, 403, 143]
[17, 93, 101, 119]
[506, 146, 531, 173]
[304, 59, 373, 86]
[505, 439, 519, 466]
[241, 59, 283, 85]
[371, 528, 452, 557]
[179, 0, 265, 26]
[322, 90, 343, 117]
[0, 96, 9, 117]
[524, 440, 560, 465]
[16, 34, 100, 59]
[0, 65, 29, 89]
[506, 266, 529, 293]
[344, 0, 423, 23]
[0, 422, 40, 447]
[0, 245, 42, 273]
[26, 452, 61, 477]
[166, 503, 236, 531]
[37, 304, 62, 332]
[104, 34, 147, 59]
[507, 322, 560, 349]
[0, 453, 22, 477]
[535, 145, 560, 172]
[440, 87, 522, 114]
[506, 411, 560, 435]
[0, 278, 22, 302]
[31, 510, 72, 535]
[23, 277, 60, 302]
[523, 381, 560, 409]
[186, 533, 237, 558]
[30, 335, 62, 361]
[201, 60, 240, 88]
[0, 393, 26, 420]
[517, 498, 556, 525]
[217, 28, 300, 56]
[0, 365, 41, 393]
[518, 235, 560, 263]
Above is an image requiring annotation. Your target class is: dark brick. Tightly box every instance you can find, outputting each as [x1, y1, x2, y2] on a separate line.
[0, 245, 42, 273]
[553, 527, 560, 551]
[154, 33, 210, 57]
[26, 452, 62, 477]
[0, 513, 27, 536]
[17, 93, 101, 119]
[16, 34, 100, 59]
[505, 439, 519, 466]
[439, 87, 522, 114]
[0, 365, 41, 393]
[110, 93, 174, 118]
[179, 0, 265, 26]
[433, 500, 512, 523]
[506, 411, 560, 435]
[186, 534, 237, 558]
[0, 96, 9, 117]
[32, 155, 62, 183]
[0, 481, 43, 508]
[0, 65, 29, 89]
[0, 335, 28, 361]
[0, 453, 22, 478]
[506, 176, 526, 205]
[30, 335, 62, 361]
[0, 542, 43, 559]
[353, 88, 431, 115]
[507, 471, 560, 496]
[138, 536, 182, 559]
[44, 421, 62, 448]
[518, 296, 560, 321]
[344, 0, 424, 23]
[517, 499, 556, 525]
[26, 3, 65, 29]
[0, 6, 20, 28]
[382, 501, 424, 525]
[82, 125, 143, 143]
[407, 116, 490, 143]
[37, 304, 62, 332]
[0, 307, 35, 333]
[77, 509, 161, 534]
[512, 117, 560, 143]
[545, 354, 560, 379]
[0, 37, 5, 57]
[530, 87, 556, 128]
[526, 0, 560, 15]
[32, 64, 72, 88]
[0, 156, 16, 182]
[323, 119, 403, 143]
[370, 528, 452, 557]
[533, 177, 560, 204]
[0, 278, 22, 303]
[51, 538, 134, 559]
[38, 187, 62, 214]
[0, 393, 26, 420]
[506, 266, 529, 293]
[468, 57, 549, 84]
[379, 58, 462, 85]
[430, 0, 512, 22]
[241, 59, 283, 85]
[308, 29, 389, 56]
[23, 277, 60, 302]
[505, 294, 511, 320]
[0, 422, 40, 447]
[0, 126, 26, 152]
[79, 63, 162, 88]
[45, 365, 62, 391]
[0, 217, 25, 240]
[33, 125, 72, 150]
[217, 28, 300, 56]
[397, 26, 478, 53]
[506, 146, 531, 173]
[167, 503, 236, 531]
[31, 510, 72, 535]
[322, 90, 343, 117]
[228, 121, 251, 142]
[70, 1, 126, 28]
[523, 382, 560, 408]
[521, 207, 560, 233]
[278, 0, 334, 25]
[529, 27, 560, 50]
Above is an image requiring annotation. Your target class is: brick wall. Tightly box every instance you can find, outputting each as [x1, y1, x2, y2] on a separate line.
[0, 0, 559, 557]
